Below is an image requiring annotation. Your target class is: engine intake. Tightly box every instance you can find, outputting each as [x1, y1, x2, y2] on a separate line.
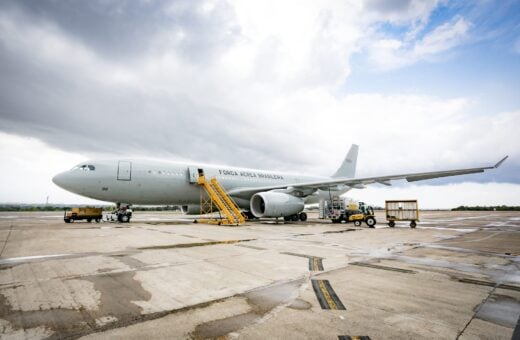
[250, 192, 304, 218]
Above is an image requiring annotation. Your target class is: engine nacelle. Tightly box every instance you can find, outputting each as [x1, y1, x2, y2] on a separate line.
[181, 205, 201, 215]
[250, 192, 304, 218]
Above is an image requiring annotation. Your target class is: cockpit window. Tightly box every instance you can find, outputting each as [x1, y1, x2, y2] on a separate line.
[72, 164, 96, 171]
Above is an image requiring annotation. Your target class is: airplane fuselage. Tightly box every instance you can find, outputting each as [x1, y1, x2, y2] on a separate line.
[53, 159, 331, 208]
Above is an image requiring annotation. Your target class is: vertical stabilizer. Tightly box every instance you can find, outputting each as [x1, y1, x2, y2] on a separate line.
[331, 144, 358, 178]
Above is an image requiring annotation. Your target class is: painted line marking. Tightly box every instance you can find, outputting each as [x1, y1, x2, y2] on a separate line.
[312, 279, 346, 310]
[338, 336, 371, 340]
[309, 257, 324, 271]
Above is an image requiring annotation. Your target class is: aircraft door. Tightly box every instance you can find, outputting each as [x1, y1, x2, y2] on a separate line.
[117, 161, 132, 181]
[188, 166, 204, 183]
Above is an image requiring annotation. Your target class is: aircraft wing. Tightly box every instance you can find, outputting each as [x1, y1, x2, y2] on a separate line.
[227, 156, 508, 199]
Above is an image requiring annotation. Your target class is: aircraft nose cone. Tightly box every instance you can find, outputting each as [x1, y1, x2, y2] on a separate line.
[52, 172, 67, 189]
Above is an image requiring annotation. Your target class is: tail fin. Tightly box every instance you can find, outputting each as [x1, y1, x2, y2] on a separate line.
[331, 144, 358, 178]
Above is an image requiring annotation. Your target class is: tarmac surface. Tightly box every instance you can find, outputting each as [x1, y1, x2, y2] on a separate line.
[0, 210, 519, 339]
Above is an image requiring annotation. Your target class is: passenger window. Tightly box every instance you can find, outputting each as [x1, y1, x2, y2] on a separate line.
[88, 165, 95, 171]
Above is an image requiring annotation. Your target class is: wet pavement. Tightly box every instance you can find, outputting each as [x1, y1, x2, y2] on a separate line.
[0, 210, 519, 339]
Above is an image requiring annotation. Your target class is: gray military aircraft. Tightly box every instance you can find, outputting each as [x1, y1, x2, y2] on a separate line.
[52, 145, 507, 222]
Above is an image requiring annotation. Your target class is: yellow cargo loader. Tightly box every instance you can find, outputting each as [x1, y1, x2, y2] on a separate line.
[64, 207, 102, 223]
[319, 197, 377, 228]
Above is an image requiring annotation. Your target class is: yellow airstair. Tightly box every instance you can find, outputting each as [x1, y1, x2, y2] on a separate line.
[197, 175, 246, 226]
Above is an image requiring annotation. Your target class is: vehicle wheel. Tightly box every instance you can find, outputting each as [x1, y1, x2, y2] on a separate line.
[87, 218, 92, 223]
[366, 217, 376, 228]
[69, 219, 74, 223]
[332, 218, 341, 224]
[299, 212, 307, 221]
[95, 218, 101, 223]
[410, 221, 417, 228]
[64, 219, 71, 223]
[388, 221, 395, 228]
[120, 214, 130, 223]
[291, 214, 299, 222]
[354, 220, 362, 227]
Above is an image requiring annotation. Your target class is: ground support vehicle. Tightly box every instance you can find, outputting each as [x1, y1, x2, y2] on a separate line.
[64, 207, 102, 223]
[385, 200, 419, 228]
[104, 207, 133, 223]
[319, 197, 376, 227]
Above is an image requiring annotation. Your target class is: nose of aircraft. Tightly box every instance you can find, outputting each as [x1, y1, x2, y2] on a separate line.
[52, 172, 68, 189]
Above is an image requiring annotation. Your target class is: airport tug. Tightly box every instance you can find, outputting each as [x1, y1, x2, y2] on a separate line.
[319, 197, 376, 227]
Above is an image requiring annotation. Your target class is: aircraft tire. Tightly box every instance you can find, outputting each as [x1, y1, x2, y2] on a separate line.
[299, 212, 307, 221]
[291, 214, 299, 222]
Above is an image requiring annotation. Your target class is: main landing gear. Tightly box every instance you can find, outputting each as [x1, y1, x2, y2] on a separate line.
[283, 212, 307, 222]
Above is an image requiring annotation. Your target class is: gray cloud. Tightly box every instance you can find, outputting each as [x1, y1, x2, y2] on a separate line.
[0, 0, 518, 186]
[1, 0, 239, 62]
[364, 0, 413, 14]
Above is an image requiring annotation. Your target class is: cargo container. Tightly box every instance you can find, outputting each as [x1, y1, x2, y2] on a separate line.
[385, 200, 419, 228]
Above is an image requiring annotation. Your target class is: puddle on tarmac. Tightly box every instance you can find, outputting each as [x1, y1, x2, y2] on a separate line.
[476, 294, 520, 328]
[192, 312, 258, 339]
[192, 279, 305, 339]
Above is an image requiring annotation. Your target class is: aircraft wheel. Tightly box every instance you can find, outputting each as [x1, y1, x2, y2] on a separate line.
[291, 214, 299, 222]
[284, 216, 291, 222]
[354, 220, 362, 227]
[388, 221, 395, 228]
[366, 217, 376, 228]
[410, 221, 417, 228]
[299, 212, 307, 221]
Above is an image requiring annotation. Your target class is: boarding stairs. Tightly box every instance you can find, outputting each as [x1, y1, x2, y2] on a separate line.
[197, 175, 245, 226]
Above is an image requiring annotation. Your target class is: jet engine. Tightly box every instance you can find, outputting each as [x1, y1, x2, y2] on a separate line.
[181, 205, 201, 215]
[250, 192, 304, 218]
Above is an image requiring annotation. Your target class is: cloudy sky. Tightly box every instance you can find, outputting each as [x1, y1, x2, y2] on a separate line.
[0, 0, 519, 208]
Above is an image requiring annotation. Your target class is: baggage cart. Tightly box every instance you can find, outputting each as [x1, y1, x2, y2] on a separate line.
[385, 200, 419, 228]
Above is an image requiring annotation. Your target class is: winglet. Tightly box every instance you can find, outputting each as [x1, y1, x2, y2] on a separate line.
[494, 156, 508, 168]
